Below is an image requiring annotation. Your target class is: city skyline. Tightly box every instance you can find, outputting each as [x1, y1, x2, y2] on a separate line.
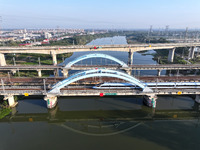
[1, 0, 200, 29]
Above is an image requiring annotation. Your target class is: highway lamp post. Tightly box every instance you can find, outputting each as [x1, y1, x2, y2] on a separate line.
[157, 56, 161, 64]
[17, 68, 20, 77]
[43, 79, 46, 94]
[1, 79, 5, 94]
[7, 72, 11, 83]
[38, 57, 41, 66]
[13, 57, 16, 66]
[156, 78, 158, 91]
[138, 70, 140, 77]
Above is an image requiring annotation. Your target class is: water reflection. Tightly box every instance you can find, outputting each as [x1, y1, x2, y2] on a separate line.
[1, 99, 200, 150]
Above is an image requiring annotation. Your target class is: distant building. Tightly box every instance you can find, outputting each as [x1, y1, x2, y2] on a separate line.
[44, 32, 52, 39]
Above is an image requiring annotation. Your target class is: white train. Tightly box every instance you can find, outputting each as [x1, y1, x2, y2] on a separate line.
[92, 82, 200, 89]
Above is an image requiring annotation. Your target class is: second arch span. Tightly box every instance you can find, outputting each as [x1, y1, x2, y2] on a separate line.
[64, 53, 128, 68]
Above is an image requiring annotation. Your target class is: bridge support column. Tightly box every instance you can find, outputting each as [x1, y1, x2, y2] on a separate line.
[37, 69, 42, 77]
[195, 95, 200, 103]
[49, 105, 58, 119]
[168, 48, 175, 63]
[0, 53, 6, 66]
[51, 51, 57, 66]
[128, 49, 134, 65]
[188, 46, 195, 60]
[143, 94, 157, 108]
[125, 69, 132, 75]
[157, 70, 162, 76]
[62, 69, 69, 77]
[11, 70, 16, 75]
[3, 95, 18, 108]
[44, 95, 58, 109]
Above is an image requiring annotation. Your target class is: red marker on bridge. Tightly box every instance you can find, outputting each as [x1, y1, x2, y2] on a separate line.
[100, 93, 104, 97]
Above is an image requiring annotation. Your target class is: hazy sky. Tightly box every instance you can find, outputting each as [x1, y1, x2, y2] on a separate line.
[1, 0, 200, 29]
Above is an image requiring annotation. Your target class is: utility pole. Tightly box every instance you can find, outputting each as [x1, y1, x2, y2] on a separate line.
[1, 79, 5, 94]
[165, 25, 169, 37]
[196, 31, 199, 42]
[38, 57, 41, 66]
[184, 27, 188, 43]
[148, 25, 153, 44]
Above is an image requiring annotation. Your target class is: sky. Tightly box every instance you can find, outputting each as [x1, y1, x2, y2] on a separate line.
[0, 0, 200, 29]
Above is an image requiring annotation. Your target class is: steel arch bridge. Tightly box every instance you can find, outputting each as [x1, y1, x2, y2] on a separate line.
[64, 53, 128, 68]
[48, 69, 152, 94]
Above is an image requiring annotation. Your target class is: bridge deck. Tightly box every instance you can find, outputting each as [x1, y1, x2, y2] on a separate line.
[0, 43, 200, 54]
[0, 64, 200, 71]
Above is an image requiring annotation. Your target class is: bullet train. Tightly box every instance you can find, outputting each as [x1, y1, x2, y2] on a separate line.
[92, 82, 200, 89]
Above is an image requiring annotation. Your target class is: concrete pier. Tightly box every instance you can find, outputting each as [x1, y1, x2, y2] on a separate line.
[128, 49, 134, 65]
[4, 95, 18, 107]
[0, 53, 6, 66]
[51, 51, 57, 66]
[44, 95, 58, 109]
[195, 95, 200, 103]
[157, 70, 162, 76]
[126, 69, 132, 76]
[168, 48, 175, 62]
[143, 94, 157, 108]
[62, 69, 69, 77]
[188, 46, 195, 60]
[37, 69, 42, 77]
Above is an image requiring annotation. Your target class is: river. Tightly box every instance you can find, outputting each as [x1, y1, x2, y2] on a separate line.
[0, 36, 200, 150]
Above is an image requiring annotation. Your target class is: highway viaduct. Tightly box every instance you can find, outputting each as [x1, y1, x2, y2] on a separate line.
[0, 43, 200, 66]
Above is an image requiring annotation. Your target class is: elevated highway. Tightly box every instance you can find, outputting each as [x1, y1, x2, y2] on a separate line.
[0, 43, 200, 53]
[1, 42, 200, 66]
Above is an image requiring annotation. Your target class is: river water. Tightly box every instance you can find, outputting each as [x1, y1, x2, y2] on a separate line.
[0, 36, 200, 150]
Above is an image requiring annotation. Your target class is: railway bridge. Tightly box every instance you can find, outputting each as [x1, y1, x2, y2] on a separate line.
[1, 50, 200, 109]
[1, 53, 200, 77]
[1, 69, 200, 109]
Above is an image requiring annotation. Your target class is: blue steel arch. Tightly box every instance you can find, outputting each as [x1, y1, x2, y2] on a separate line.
[48, 69, 152, 94]
[64, 53, 128, 68]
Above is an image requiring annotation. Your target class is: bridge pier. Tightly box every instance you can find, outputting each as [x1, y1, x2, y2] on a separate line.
[0, 53, 6, 66]
[195, 95, 200, 103]
[125, 69, 132, 76]
[128, 49, 134, 65]
[143, 94, 157, 108]
[51, 51, 57, 66]
[11, 69, 17, 75]
[168, 48, 175, 63]
[157, 70, 162, 76]
[62, 69, 69, 77]
[3, 95, 18, 108]
[188, 46, 195, 60]
[44, 95, 58, 109]
[37, 69, 42, 77]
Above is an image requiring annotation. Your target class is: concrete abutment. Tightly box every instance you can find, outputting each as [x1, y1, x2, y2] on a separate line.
[0, 53, 6, 66]
[3, 95, 18, 108]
